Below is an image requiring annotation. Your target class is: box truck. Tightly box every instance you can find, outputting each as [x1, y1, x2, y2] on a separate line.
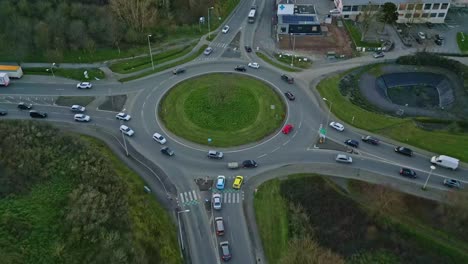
[0, 73, 10, 86]
[430, 155, 459, 170]
[0, 65, 23, 78]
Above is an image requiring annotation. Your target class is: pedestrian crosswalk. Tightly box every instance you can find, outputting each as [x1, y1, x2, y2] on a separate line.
[177, 189, 244, 207]
[210, 42, 229, 48]
[178, 190, 199, 206]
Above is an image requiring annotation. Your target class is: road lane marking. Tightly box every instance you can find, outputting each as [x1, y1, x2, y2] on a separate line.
[257, 153, 267, 159]
[271, 147, 280, 153]
[282, 139, 290, 146]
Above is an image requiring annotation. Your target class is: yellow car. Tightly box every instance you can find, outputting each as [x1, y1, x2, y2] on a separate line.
[233, 176, 244, 189]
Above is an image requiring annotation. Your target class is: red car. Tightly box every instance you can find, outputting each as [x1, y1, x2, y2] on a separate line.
[282, 124, 294, 134]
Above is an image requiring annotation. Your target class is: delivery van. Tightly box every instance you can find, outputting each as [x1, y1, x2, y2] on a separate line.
[430, 155, 459, 170]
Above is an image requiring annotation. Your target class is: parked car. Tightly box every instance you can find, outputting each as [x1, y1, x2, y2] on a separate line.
[248, 62, 260, 69]
[0, 109, 7, 116]
[232, 176, 244, 189]
[18, 102, 32, 110]
[394, 146, 413, 156]
[426, 22, 433, 29]
[361, 135, 379, 145]
[204, 47, 213, 55]
[222, 25, 230, 33]
[77, 82, 92, 89]
[29, 110, 47, 118]
[208, 150, 224, 159]
[244, 46, 252, 52]
[213, 193, 222, 210]
[344, 139, 359, 148]
[234, 65, 246, 72]
[216, 175, 226, 190]
[335, 154, 353, 163]
[242, 160, 258, 168]
[120, 125, 134, 136]
[116, 112, 131, 121]
[281, 74, 294, 84]
[400, 168, 417, 178]
[282, 124, 294, 134]
[74, 114, 90, 122]
[329, 121, 344, 131]
[152, 132, 167, 144]
[172, 67, 186, 75]
[219, 241, 232, 261]
[161, 146, 174, 156]
[443, 178, 461, 189]
[215, 217, 225, 236]
[418, 31, 426, 39]
[373, 51, 385, 58]
[435, 38, 443, 46]
[71, 105, 86, 112]
[284, 91, 295, 101]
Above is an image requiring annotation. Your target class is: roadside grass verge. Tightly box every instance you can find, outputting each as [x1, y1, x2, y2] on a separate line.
[119, 45, 208, 82]
[256, 52, 301, 72]
[109, 43, 196, 74]
[274, 53, 312, 69]
[254, 179, 290, 264]
[23, 67, 105, 81]
[343, 20, 381, 48]
[55, 96, 95, 107]
[456, 32, 468, 53]
[316, 73, 468, 161]
[99, 95, 127, 111]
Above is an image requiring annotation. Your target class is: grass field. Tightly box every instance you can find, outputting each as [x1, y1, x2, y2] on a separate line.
[256, 52, 301, 72]
[343, 20, 382, 48]
[456, 32, 468, 53]
[54, 96, 95, 107]
[274, 53, 312, 69]
[23, 67, 105, 81]
[317, 73, 468, 161]
[159, 73, 285, 147]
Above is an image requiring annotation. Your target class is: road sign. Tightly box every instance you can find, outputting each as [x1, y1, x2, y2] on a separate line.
[320, 127, 327, 135]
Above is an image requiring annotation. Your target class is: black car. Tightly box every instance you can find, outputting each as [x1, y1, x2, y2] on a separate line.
[344, 139, 359, 148]
[172, 68, 185, 75]
[281, 74, 294, 84]
[395, 146, 413, 156]
[0, 109, 8, 116]
[426, 22, 434, 29]
[435, 39, 443, 46]
[361, 135, 379, 145]
[400, 168, 417, 178]
[161, 146, 174, 156]
[29, 110, 47, 118]
[242, 160, 258, 168]
[284, 91, 295, 101]
[234, 65, 246, 72]
[244, 46, 252, 52]
[18, 102, 32, 110]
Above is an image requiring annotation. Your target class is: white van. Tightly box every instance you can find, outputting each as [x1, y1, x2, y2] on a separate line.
[430, 155, 459, 170]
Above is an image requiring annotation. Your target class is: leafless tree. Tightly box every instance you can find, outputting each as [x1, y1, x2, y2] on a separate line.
[110, 0, 159, 32]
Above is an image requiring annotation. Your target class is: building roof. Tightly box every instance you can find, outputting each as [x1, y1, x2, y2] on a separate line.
[283, 15, 317, 24]
[277, 3, 317, 15]
[342, 0, 450, 5]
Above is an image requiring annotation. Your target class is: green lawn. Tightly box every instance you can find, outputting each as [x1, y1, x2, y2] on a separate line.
[254, 179, 290, 264]
[343, 20, 381, 48]
[456, 32, 468, 53]
[317, 73, 468, 161]
[256, 52, 301, 72]
[159, 73, 285, 147]
[274, 53, 312, 69]
[23, 67, 105, 81]
[109, 43, 196, 74]
[54, 96, 95, 107]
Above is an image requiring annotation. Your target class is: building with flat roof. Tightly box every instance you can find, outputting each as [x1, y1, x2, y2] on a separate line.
[276, 2, 321, 36]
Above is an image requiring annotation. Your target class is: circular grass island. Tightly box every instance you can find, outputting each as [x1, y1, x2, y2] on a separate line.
[159, 73, 286, 147]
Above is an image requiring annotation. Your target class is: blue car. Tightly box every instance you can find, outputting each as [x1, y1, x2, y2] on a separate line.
[216, 175, 226, 190]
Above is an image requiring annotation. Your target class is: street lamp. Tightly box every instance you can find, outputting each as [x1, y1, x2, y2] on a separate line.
[50, 62, 56, 78]
[208, 7, 214, 40]
[422, 165, 436, 190]
[323, 97, 333, 129]
[290, 33, 296, 67]
[147, 34, 154, 70]
[177, 209, 191, 255]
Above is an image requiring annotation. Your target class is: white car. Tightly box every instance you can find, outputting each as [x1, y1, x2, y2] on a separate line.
[74, 114, 90, 122]
[329, 121, 344, 131]
[213, 193, 222, 210]
[204, 47, 213, 56]
[222, 25, 230, 34]
[335, 154, 352, 163]
[152, 132, 167, 144]
[76, 82, 92, 89]
[70, 105, 85, 112]
[418, 31, 426, 39]
[248, 62, 260, 69]
[116, 112, 131, 121]
[120, 125, 134, 136]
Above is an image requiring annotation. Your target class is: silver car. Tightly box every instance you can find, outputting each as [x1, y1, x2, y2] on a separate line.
[204, 47, 213, 55]
[213, 193, 222, 210]
[335, 154, 352, 163]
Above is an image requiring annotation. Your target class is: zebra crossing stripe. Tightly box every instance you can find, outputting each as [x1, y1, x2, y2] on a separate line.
[236, 193, 239, 203]
[179, 193, 185, 204]
[192, 190, 197, 200]
[188, 191, 193, 201]
[228, 193, 232, 203]
[184, 192, 189, 203]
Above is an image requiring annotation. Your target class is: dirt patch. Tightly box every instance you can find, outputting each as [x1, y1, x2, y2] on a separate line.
[99, 95, 127, 112]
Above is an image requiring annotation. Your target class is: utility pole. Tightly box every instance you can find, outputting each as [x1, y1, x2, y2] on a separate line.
[147, 34, 154, 70]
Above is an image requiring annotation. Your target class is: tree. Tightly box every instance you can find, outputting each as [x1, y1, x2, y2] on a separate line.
[358, 1, 379, 42]
[278, 236, 345, 264]
[379, 2, 398, 32]
[438, 190, 468, 235]
[110, 0, 159, 32]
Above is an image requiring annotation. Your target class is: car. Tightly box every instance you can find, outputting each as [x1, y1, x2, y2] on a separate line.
[222, 25, 230, 33]
[282, 124, 294, 134]
[394, 146, 413, 156]
[152, 132, 167, 144]
[435, 39, 443, 46]
[399, 168, 417, 178]
[18, 102, 32, 110]
[329, 121, 344, 131]
[172, 67, 186, 75]
[116, 112, 131, 121]
[216, 175, 226, 190]
[219, 241, 232, 261]
[248, 62, 260, 69]
[415, 37, 423, 44]
[74, 114, 90, 122]
[204, 47, 213, 55]
[29, 110, 47, 118]
[435, 34, 444, 41]
[373, 52, 384, 58]
[234, 65, 246, 72]
[161, 146, 174, 156]
[208, 150, 224, 159]
[215, 217, 225, 236]
[0, 109, 7, 116]
[244, 46, 252, 52]
[443, 178, 461, 189]
[335, 154, 352, 163]
[361, 135, 379, 145]
[213, 193, 222, 210]
[344, 139, 359, 148]
[426, 22, 433, 29]
[281, 74, 294, 84]
[418, 31, 426, 39]
[70, 105, 86, 112]
[233, 176, 244, 189]
[76, 82, 92, 89]
[284, 91, 295, 101]
[120, 125, 134, 136]
[242, 160, 258, 168]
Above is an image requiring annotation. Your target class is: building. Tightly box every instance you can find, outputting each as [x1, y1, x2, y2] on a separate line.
[334, 0, 451, 24]
[276, 2, 321, 37]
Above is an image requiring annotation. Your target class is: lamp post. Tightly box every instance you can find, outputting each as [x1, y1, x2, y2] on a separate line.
[50, 62, 56, 78]
[147, 34, 154, 70]
[422, 165, 436, 190]
[177, 209, 190, 256]
[290, 33, 296, 67]
[323, 97, 333, 130]
[208, 7, 214, 40]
